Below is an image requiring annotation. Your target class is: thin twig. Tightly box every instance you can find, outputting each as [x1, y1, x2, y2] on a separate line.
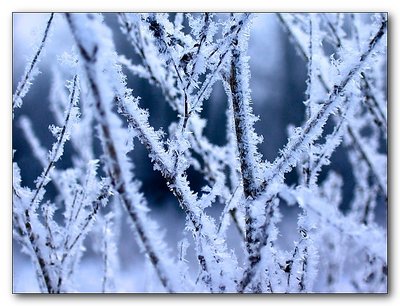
[13, 13, 55, 109]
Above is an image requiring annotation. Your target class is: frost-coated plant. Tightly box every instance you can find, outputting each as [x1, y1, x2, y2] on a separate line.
[13, 12, 387, 293]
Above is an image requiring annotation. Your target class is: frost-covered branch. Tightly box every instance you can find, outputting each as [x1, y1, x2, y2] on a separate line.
[227, 23, 264, 199]
[278, 14, 387, 194]
[224, 14, 272, 292]
[117, 94, 237, 293]
[13, 13, 54, 110]
[13, 163, 56, 293]
[236, 16, 386, 293]
[29, 74, 79, 210]
[266, 17, 385, 190]
[66, 12, 181, 293]
[321, 13, 387, 139]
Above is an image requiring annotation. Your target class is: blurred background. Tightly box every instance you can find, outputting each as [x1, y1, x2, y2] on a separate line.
[12, 13, 387, 292]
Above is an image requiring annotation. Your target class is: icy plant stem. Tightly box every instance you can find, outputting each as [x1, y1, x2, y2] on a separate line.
[56, 185, 110, 292]
[227, 18, 277, 292]
[267, 18, 386, 185]
[29, 75, 78, 209]
[275, 14, 387, 195]
[360, 72, 387, 138]
[229, 56, 261, 199]
[191, 14, 250, 114]
[13, 13, 54, 110]
[238, 18, 386, 292]
[65, 13, 175, 293]
[19, 116, 64, 194]
[322, 14, 387, 139]
[228, 42, 264, 271]
[24, 209, 55, 292]
[118, 100, 230, 292]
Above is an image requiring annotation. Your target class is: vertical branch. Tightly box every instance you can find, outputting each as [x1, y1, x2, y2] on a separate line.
[227, 15, 264, 197]
[226, 14, 271, 292]
[229, 55, 263, 199]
